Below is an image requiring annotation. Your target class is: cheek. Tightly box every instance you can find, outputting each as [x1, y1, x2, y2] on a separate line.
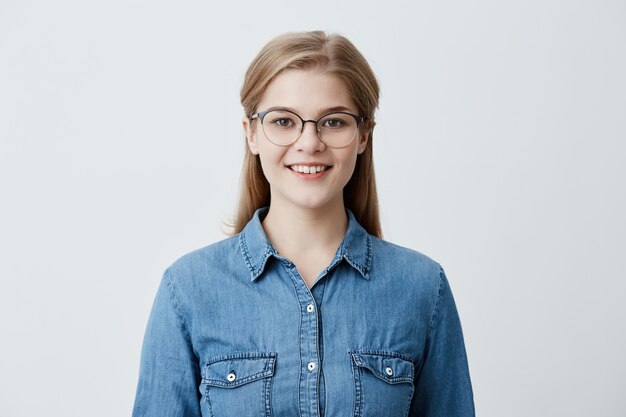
[337, 153, 359, 183]
[257, 153, 273, 179]
[256, 145, 285, 178]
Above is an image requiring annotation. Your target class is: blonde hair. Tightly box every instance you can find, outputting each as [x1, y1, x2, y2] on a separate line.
[231, 31, 382, 237]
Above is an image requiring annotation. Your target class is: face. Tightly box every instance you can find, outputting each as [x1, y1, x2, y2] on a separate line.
[243, 67, 369, 213]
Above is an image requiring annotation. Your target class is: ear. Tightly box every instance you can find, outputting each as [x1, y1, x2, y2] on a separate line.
[356, 125, 371, 155]
[242, 117, 259, 155]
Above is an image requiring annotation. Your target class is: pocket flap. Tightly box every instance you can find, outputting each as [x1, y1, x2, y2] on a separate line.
[203, 352, 276, 388]
[349, 350, 414, 384]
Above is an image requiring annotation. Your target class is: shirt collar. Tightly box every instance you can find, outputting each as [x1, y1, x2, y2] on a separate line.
[239, 207, 372, 282]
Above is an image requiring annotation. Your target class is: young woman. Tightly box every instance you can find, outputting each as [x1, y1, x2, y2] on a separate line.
[133, 31, 475, 417]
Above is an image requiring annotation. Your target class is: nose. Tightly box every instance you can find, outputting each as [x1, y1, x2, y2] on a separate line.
[295, 121, 326, 152]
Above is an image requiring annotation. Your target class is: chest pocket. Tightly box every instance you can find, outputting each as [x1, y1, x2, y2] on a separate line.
[349, 350, 415, 417]
[201, 352, 276, 417]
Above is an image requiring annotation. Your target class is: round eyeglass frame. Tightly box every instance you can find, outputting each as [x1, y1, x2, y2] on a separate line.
[250, 109, 368, 148]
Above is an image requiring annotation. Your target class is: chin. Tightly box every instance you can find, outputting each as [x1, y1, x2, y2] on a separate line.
[288, 193, 342, 212]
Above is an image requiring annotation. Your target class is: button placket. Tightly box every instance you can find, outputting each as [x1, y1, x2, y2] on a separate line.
[284, 263, 322, 417]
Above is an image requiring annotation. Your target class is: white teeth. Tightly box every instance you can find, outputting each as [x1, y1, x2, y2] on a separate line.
[290, 165, 328, 174]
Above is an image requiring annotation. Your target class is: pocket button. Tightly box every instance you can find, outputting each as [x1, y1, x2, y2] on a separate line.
[227, 371, 237, 382]
[385, 366, 393, 376]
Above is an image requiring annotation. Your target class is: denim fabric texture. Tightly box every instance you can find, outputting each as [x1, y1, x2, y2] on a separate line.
[133, 207, 475, 417]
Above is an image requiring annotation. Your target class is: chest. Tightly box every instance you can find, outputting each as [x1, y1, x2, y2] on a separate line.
[189, 262, 429, 417]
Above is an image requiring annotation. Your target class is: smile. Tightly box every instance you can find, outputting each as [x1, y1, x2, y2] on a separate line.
[288, 165, 329, 174]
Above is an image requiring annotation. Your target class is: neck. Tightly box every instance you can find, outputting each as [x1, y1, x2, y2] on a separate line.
[261, 200, 348, 259]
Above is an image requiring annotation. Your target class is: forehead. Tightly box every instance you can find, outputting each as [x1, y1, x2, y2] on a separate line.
[258, 68, 357, 115]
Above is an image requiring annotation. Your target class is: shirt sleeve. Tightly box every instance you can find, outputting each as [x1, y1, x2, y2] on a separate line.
[132, 268, 202, 417]
[408, 266, 475, 417]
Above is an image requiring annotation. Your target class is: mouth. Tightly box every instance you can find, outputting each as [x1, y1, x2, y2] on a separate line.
[288, 164, 331, 174]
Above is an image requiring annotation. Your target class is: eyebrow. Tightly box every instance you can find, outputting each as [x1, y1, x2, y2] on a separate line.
[265, 105, 358, 116]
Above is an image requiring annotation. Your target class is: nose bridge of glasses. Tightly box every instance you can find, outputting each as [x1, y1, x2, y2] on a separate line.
[300, 119, 322, 139]
[293, 119, 325, 150]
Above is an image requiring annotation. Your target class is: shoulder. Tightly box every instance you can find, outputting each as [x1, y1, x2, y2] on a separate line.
[164, 234, 246, 289]
[371, 236, 442, 274]
[368, 236, 445, 292]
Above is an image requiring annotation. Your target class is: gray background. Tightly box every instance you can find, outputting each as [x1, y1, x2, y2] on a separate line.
[1, 0, 625, 416]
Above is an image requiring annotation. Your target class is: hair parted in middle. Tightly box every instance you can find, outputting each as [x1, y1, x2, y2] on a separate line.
[232, 30, 382, 237]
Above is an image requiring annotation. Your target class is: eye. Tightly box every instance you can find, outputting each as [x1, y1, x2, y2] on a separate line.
[323, 119, 344, 128]
[320, 114, 351, 129]
[273, 118, 295, 128]
[267, 112, 298, 129]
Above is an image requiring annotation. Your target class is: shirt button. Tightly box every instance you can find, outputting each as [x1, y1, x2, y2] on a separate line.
[227, 371, 237, 382]
[306, 303, 315, 313]
[307, 362, 316, 372]
[385, 367, 393, 376]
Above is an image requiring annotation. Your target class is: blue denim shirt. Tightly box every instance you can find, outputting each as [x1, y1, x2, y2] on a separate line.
[133, 208, 474, 417]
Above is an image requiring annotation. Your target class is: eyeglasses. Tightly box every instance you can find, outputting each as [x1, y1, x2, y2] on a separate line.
[250, 109, 367, 148]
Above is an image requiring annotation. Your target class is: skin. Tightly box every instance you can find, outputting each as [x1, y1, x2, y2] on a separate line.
[242, 67, 370, 288]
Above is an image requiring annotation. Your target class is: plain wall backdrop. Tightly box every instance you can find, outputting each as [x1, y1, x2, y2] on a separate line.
[1, 0, 625, 416]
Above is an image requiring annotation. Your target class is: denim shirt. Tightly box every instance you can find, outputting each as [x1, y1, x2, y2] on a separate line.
[133, 208, 475, 417]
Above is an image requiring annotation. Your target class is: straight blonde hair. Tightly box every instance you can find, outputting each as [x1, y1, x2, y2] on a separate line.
[231, 31, 382, 238]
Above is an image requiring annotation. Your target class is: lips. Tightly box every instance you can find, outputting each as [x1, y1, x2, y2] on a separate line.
[288, 164, 330, 174]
